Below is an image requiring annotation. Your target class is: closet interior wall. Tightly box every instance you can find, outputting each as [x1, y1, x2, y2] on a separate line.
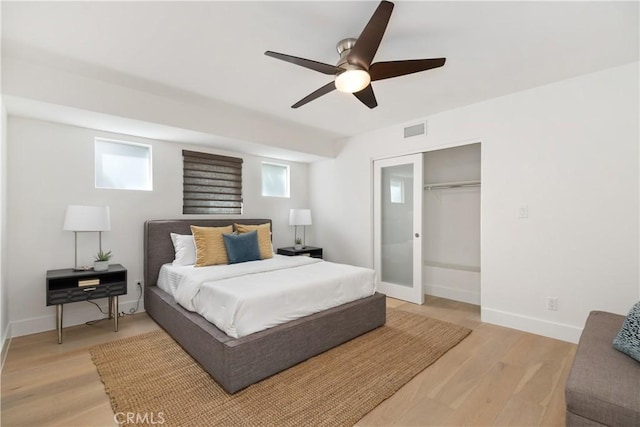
[423, 143, 481, 305]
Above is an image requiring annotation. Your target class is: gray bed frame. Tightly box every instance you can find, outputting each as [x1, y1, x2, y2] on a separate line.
[143, 219, 386, 393]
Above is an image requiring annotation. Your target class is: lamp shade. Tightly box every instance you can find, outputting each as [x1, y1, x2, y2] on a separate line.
[289, 209, 312, 226]
[63, 205, 111, 231]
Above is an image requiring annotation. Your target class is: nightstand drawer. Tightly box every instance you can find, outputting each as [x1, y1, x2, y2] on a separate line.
[47, 281, 126, 305]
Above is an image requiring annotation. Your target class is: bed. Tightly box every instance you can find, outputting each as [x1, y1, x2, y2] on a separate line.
[143, 219, 386, 393]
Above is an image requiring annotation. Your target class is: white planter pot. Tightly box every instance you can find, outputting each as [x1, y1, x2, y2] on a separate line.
[294, 244, 302, 250]
[94, 261, 109, 271]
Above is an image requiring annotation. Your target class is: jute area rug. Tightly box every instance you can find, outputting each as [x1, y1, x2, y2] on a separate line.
[90, 309, 470, 427]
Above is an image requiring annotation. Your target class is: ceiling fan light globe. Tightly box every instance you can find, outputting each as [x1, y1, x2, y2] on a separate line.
[335, 69, 371, 93]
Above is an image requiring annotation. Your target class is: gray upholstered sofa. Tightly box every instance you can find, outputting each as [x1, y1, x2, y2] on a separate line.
[565, 311, 640, 426]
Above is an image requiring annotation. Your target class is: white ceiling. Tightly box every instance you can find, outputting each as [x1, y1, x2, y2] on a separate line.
[2, 1, 639, 142]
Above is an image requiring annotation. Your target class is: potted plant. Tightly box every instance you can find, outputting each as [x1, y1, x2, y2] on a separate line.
[294, 238, 303, 250]
[94, 250, 112, 271]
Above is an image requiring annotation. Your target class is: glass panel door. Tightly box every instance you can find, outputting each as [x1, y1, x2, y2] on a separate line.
[373, 154, 423, 304]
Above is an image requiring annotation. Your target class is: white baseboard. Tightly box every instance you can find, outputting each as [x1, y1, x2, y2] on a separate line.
[9, 298, 145, 338]
[425, 283, 480, 305]
[482, 307, 583, 344]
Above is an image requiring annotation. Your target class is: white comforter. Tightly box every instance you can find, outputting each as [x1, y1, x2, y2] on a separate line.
[157, 255, 376, 338]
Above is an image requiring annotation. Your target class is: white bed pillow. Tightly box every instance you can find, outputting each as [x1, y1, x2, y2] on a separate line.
[170, 233, 196, 266]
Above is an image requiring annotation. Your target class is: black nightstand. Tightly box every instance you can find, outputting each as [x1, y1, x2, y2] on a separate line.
[46, 264, 127, 343]
[277, 246, 323, 259]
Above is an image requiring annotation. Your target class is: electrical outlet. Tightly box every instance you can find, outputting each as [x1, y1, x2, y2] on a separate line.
[546, 297, 558, 311]
[519, 206, 529, 219]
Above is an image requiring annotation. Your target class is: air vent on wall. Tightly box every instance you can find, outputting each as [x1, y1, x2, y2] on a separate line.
[403, 121, 426, 139]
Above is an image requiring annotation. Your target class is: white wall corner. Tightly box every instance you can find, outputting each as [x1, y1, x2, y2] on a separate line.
[1, 322, 11, 371]
[1, 322, 10, 346]
[481, 307, 583, 344]
[0, 100, 8, 370]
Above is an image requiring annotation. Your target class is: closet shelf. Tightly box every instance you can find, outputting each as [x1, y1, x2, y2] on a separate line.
[424, 180, 481, 191]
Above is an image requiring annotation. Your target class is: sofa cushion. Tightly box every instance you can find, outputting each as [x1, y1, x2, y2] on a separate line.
[566, 311, 640, 427]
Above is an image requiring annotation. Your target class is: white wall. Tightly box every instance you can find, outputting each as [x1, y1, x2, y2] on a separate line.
[310, 62, 639, 343]
[6, 117, 310, 337]
[0, 101, 9, 356]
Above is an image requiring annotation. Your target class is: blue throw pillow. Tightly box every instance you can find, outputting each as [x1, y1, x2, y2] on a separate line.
[612, 301, 640, 362]
[222, 230, 261, 264]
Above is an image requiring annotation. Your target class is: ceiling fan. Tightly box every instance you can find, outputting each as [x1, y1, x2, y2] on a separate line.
[264, 0, 446, 109]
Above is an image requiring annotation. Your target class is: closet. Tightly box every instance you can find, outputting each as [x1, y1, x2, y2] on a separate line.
[373, 143, 480, 305]
[423, 143, 481, 305]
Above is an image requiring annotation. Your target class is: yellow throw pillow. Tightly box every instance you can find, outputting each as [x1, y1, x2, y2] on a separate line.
[235, 223, 273, 259]
[190, 225, 233, 266]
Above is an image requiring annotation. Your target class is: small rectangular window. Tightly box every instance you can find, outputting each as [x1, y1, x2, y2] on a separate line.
[95, 138, 152, 191]
[262, 162, 290, 198]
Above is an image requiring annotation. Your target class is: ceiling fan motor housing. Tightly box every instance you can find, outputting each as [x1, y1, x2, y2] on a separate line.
[336, 38, 359, 69]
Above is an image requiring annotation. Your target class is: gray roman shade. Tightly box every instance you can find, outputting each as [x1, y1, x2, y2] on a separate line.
[182, 150, 243, 214]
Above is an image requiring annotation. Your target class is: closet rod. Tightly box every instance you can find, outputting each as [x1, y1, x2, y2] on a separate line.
[424, 180, 481, 191]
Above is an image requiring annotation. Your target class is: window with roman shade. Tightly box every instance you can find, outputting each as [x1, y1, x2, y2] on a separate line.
[182, 150, 243, 214]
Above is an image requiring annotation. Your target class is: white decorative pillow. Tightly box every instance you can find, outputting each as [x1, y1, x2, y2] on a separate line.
[170, 233, 196, 266]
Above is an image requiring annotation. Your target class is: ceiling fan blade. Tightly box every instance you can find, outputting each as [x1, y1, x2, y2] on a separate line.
[265, 51, 342, 75]
[291, 81, 336, 108]
[369, 58, 446, 81]
[348, 1, 394, 70]
[353, 84, 378, 109]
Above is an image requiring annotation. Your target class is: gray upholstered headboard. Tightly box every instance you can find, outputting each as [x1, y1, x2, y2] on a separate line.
[143, 219, 272, 287]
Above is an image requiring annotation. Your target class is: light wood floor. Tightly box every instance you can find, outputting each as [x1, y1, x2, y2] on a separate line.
[358, 298, 576, 426]
[1, 297, 576, 426]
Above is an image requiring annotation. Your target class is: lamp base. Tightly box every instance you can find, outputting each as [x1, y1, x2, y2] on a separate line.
[73, 265, 94, 271]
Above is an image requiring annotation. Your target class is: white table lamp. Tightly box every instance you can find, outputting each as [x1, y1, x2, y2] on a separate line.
[289, 209, 312, 248]
[63, 205, 111, 270]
